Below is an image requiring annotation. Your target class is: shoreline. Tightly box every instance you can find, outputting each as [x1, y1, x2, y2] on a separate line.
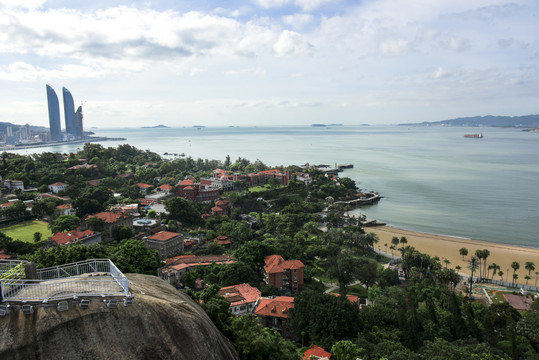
[369, 225, 539, 283]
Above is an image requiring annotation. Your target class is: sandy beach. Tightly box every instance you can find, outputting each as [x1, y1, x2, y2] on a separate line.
[369, 226, 539, 286]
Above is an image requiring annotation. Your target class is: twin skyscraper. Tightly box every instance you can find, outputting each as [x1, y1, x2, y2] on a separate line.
[46, 85, 84, 141]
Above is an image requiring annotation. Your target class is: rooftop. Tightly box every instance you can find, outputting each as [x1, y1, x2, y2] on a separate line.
[147, 231, 181, 242]
[254, 296, 295, 318]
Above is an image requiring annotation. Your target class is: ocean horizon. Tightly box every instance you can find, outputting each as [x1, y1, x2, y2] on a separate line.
[11, 125, 539, 249]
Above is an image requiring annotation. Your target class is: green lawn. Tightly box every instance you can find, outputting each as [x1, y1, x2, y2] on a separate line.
[1, 220, 52, 243]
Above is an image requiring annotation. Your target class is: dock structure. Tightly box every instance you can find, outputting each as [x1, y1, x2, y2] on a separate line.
[0, 259, 133, 314]
[332, 192, 382, 207]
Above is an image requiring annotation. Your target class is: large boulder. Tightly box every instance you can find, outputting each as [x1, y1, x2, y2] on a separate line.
[0, 273, 239, 360]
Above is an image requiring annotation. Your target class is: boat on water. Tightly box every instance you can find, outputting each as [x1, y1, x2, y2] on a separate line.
[464, 132, 483, 138]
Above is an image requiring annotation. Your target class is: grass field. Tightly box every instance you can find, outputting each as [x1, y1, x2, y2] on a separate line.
[0, 220, 52, 243]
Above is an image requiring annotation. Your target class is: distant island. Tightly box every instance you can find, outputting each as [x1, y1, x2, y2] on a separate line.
[311, 123, 343, 127]
[400, 114, 539, 128]
[141, 125, 170, 129]
[193, 125, 206, 128]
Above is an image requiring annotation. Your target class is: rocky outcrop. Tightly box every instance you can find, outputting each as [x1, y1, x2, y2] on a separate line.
[0, 273, 239, 360]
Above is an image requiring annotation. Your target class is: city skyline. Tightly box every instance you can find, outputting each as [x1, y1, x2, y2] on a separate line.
[0, 0, 538, 128]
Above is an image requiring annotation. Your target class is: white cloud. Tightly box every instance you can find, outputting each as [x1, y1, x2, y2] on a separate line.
[254, 0, 289, 9]
[294, 0, 338, 12]
[0, 0, 44, 10]
[273, 30, 312, 56]
[282, 13, 314, 29]
[379, 40, 410, 56]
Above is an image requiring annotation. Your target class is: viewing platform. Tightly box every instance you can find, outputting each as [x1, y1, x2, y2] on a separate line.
[0, 259, 133, 315]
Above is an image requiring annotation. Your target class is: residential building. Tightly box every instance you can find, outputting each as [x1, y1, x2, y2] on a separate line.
[254, 296, 295, 339]
[3, 180, 24, 192]
[136, 183, 153, 195]
[144, 231, 184, 259]
[84, 211, 133, 241]
[46, 84, 62, 142]
[50, 228, 101, 246]
[158, 255, 234, 285]
[328, 293, 372, 309]
[56, 204, 74, 216]
[156, 184, 174, 194]
[48, 182, 68, 194]
[302, 345, 332, 360]
[263, 255, 305, 294]
[213, 235, 232, 248]
[218, 283, 261, 316]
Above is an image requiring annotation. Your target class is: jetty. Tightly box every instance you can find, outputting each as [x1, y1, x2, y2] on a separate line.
[333, 191, 382, 207]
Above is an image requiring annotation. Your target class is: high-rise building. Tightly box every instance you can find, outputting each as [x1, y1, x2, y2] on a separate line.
[46, 85, 62, 141]
[74, 106, 84, 139]
[63, 87, 75, 137]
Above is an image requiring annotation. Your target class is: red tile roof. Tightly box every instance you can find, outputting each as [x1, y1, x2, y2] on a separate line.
[49, 182, 68, 186]
[302, 345, 332, 360]
[50, 228, 98, 245]
[328, 293, 359, 304]
[179, 179, 194, 186]
[158, 184, 173, 190]
[214, 200, 229, 207]
[56, 204, 72, 210]
[147, 231, 181, 242]
[219, 283, 261, 307]
[165, 254, 196, 264]
[136, 183, 153, 188]
[264, 255, 305, 274]
[86, 211, 129, 224]
[254, 296, 295, 318]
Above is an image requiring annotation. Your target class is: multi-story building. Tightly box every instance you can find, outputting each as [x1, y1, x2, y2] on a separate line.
[84, 211, 133, 241]
[263, 255, 304, 294]
[48, 182, 68, 194]
[62, 87, 75, 138]
[3, 180, 24, 192]
[177, 179, 220, 203]
[218, 283, 261, 316]
[46, 84, 62, 142]
[254, 296, 295, 339]
[74, 106, 84, 139]
[50, 228, 101, 246]
[158, 255, 234, 285]
[144, 231, 184, 260]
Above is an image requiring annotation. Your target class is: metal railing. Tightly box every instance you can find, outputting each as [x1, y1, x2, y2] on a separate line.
[1, 259, 130, 303]
[0, 260, 27, 281]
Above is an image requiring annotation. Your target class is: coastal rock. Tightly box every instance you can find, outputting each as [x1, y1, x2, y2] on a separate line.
[0, 273, 239, 360]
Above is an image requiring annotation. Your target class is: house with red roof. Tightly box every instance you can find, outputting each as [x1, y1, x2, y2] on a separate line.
[136, 183, 153, 195]
[56, 204, 74, 216]
[328, 293, 372, 310]
[84, 211, 133, 241]
[264, 255, 305, 294]
[213, 235, 232, 248]
[254, 296, 296, 339]
[158, 255, 235, 285]
[302, 345, 332, 360]
[48, 182, 68, 194]
[218, 283, 261, 316]
[144, 231, 184, 259]
[49, 228, 101, 246]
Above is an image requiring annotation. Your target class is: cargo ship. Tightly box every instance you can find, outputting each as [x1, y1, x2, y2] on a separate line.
[464, 132, 483, 138]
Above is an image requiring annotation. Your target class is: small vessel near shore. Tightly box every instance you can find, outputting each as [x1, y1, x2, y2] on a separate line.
[464, 132, 483, 138]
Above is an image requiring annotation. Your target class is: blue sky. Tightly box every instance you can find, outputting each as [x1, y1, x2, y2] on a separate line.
[0, 0, 537, 128]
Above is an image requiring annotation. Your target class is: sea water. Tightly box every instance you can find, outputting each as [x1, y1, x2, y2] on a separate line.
[12, 126, 539, 248]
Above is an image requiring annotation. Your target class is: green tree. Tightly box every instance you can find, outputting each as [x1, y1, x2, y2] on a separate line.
[112, 225, 133, 241]
[165, 197, 202, 225]
[86, 217, 104, 232]
[331, 340, 363, 360]
[147, 209, 157, 218]
[110, 239, 161, 275]
[459, 247, 468, 261]
[33, 232, 42, 243]
[510, 261, 520, 284]
[50, 215, 81, 233]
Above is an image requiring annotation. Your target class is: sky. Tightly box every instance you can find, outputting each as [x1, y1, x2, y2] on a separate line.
[0, 0, 538, 128]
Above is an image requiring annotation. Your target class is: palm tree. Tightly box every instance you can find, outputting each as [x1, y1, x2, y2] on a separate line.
[456, 265, 462, 271]
[535, 271, 538, 287]
[391, 236, 399, 250]
[498, 270, 504, 281]
[525, 261, 535, 277]
[399, 236, 408, 254]
[525, 275, 531, 285]
[384, 243, 388, 254]
[481, 249, 490, 279]
[459, 247, 468, 261]
[513, 273, 518, 285]
[489, 263, 500, 281]
[468, 256, 479, 296]
[444, 259, 450, 268]
[511, 261, 520, 284]
[475, 250, 484, 280]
